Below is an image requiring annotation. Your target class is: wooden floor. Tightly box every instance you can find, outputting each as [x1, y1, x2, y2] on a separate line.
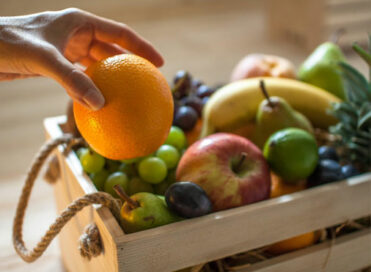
[0, 0, 368, 271]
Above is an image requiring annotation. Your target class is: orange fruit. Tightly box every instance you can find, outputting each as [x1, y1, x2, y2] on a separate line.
[221, 122, 257, 139]
[267, 172, 319, 254]
[185, 118, 203, 145]
[74, 54, 173, 160]
[266, 231, 321, 255]
[270, 172, 306, 198]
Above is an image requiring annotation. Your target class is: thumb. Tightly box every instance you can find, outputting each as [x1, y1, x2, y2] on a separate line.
[38, 47, 105, 110]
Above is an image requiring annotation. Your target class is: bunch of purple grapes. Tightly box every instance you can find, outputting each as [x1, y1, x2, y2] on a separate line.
[172, 70, 216, 131]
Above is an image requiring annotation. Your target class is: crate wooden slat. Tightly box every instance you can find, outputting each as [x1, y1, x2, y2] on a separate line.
[44, 116, 371, 272]
[242, 229, 371, 272]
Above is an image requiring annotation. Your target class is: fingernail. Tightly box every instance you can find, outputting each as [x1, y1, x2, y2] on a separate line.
[83, 89, 105, 110]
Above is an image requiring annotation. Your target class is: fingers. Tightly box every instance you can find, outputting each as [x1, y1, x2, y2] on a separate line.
[86, 13, 164, 67]
[40, 48, 104, 110]
[79, 56, 97, 67]
[89, 40, 126, 61]
[78, 40, 126, 68]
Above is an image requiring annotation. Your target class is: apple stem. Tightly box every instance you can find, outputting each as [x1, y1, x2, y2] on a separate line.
[259, 80, 274, 108]
[330, 28, 346, 45]
[235, 152, 247, 173]
[113, 185, 139, 209]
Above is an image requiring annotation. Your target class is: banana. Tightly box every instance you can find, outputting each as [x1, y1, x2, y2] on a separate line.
[201, 77, 341, 137]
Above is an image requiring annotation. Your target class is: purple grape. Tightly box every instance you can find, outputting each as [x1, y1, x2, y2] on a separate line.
[173, 106, 198, 131]
[308, 159, 343, 187]
[202, 97, 210, 106]
[181, 96, 203, 117]
[341, 164, 360, 179]
[173, 70, 192, 99]
[192, 79, 203, 89]
[196, 85, 215, 98]
[173, 98, 182, 118]
[318, 146, 339, 161]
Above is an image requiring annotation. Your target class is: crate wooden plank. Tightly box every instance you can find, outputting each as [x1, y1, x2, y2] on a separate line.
[114, 174, 371, 272]
[242, 229, 371, 272]
[44, 116, 124, 272]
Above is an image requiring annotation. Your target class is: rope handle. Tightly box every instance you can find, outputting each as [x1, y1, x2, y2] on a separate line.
[13, 134, 122, 262]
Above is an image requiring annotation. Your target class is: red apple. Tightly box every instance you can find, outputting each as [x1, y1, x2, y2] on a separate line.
[230, 54, 296, 82]
[176, 133, 271, 211]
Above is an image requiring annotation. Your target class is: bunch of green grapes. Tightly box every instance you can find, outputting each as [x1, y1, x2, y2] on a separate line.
[76, 126, 187, 197]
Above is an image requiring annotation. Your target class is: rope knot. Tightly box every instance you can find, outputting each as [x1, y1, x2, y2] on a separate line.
[79, 223, 102, 260]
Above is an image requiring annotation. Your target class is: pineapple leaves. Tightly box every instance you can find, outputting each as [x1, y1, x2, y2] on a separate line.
[338, 62, 371, 102]
[352, 43, 371, 66]
[358, 102, 371, 129]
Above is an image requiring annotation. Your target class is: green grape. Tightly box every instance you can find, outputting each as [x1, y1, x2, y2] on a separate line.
[156, 145, 180, 169]
[118, 162, 137, 178]
[154, 169, 177, 195]
[104, 172, 129, 198]
[164, 126, 186, 150]
[80, 149, 105, 174]
[138, 157, 167, 184]
[105, 159, 120, 172]
[128, 177, 154, 195]
[76, 147, 88, 159]
[90, 169, 109, 191]
[120, 157, 142, 164]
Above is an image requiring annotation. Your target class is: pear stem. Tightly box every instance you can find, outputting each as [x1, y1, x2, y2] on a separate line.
[259, 80, 274, 108]
[330, 28, 346, 45]
[113, 185, 139, 209]
[235, 152, 247, 173]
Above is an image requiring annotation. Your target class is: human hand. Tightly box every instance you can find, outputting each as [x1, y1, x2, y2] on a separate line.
[0, 8, 164, 110]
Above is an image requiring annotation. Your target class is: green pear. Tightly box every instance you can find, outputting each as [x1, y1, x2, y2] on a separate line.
[113, 185, 180, 233]
[298, 42, 346, 99]
[255, 81, 314, 148]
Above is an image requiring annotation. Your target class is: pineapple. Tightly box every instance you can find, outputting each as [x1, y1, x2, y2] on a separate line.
[329, 35, 371, 172]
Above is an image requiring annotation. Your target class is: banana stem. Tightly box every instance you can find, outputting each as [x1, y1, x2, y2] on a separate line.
[113, 185, 139, 209]
[259, 80, 274, 108]
[235, 152, 247, 173]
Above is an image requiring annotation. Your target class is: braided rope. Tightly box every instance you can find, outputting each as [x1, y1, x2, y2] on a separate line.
[79, 223, 103, 260]
[13, 134, 122, 262]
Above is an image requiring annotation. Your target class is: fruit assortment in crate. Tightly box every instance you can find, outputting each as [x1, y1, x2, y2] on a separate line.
[16, 36, 371, 271]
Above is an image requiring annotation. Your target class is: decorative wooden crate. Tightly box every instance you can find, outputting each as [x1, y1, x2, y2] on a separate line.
[44, 116, 371, 272]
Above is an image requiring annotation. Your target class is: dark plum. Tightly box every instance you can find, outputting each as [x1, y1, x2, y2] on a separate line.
[308, 159, 343, 187]
[196, 85, 215, 98]
[173, 106, 198, 131]
[181, 96, 203, 117]
[165, 182, 213, 218]
[173, 70, 192, 99]
[318, 146, 339, 161]
[341, 164, 360, 179]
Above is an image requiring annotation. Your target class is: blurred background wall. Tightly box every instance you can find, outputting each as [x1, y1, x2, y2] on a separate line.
[0, 0, 369, 179]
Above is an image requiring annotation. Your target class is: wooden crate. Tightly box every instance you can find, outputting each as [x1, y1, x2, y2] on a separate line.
[266, 0, 371, 51]
[44, 116, 371, 272]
